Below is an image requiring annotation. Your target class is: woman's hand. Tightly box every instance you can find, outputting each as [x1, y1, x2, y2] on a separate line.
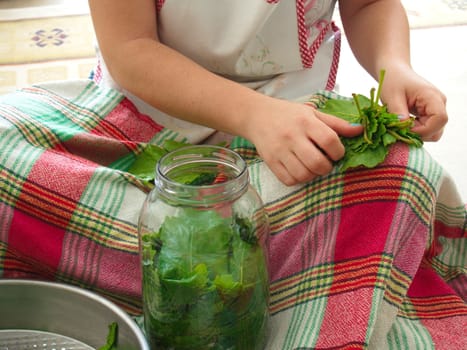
[339, 0, 447, 142]
[245, 99, 363, 186]
[379, 66, 448, 141]
[90, 0, 363, 187]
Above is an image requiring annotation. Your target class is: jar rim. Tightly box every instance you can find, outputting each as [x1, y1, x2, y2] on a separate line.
[156, 145, 248, 188]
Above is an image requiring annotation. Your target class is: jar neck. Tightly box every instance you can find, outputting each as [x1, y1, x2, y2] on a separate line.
[155, 146, 249, 206]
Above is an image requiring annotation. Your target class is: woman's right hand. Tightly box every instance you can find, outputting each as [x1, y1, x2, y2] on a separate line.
[89, 0, 362, 187]
[245, 99, 363, 186]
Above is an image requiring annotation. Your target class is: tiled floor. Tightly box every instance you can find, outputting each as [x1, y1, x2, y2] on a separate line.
[337, 25, 467, 201]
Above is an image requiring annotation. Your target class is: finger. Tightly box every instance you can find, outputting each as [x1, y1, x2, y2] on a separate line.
[294, 107, 361, 164]
[410, 90, 448, 138]
[274, 160, 319, 186]
[261, 151, 304, 186]
[305, 112, 348, 161]
[266, 159, 296, 186]
[308, 130, 345, 162]
[427, 129, 444, 142]
[314, 110, 363, 138]
[383, 94, 410, 120]
[281, 152, 322, 183]
[419, 128, 444, 142]
[411, 112, 448, 140]
[293, 140, 334, 176]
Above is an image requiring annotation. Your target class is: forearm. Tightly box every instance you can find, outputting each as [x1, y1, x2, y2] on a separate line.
[339, 0, 411, 80]
[104, 38, 270, 140]
[89, 0, 272, 140]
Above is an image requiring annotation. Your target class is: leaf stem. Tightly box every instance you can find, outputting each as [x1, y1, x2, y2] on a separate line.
[387, 119, 414, 129]
[352, 93, 372, 144]
[370, 88, 375, 108]
[387, 129, 417, 144]
[375, 70, 385, 104]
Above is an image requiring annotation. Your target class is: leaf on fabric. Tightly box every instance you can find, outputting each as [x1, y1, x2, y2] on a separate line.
[126, 140, 190, 182]
[127, 140, 229, 184]
[127, 144, 167, 182]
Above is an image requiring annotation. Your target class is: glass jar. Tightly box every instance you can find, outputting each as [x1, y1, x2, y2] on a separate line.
[138, 145, 270, 350]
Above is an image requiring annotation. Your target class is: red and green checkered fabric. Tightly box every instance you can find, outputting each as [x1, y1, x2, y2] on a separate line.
[0, 81, 465, 349]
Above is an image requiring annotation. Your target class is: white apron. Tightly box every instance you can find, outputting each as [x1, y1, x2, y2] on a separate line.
[96, 0, 340, 142]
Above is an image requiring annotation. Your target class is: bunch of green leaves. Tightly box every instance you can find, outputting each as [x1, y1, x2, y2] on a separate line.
[318, 70, 423, 171]
[141, 208, 269, 350]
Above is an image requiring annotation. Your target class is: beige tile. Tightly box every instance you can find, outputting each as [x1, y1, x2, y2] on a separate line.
[27, 65, 68, 83]
[0, 15, 95, 64]
[0, 57, 97, 94]
[0, 70, 17, 87]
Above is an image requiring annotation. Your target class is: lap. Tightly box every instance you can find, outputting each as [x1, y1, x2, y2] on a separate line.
[1, 81, 465, 349]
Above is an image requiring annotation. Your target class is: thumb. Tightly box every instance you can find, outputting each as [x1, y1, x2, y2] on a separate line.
[383, 95, 410, 120]
[315, 110, 363, 138]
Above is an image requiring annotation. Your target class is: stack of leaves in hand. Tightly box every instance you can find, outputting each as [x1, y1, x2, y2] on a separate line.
[317, 70, 423, 171]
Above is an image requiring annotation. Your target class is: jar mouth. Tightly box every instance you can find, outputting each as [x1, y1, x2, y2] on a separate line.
[155, 145, 249, 204]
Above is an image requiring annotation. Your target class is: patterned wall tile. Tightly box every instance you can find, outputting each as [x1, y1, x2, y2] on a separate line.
[0, 15, 95, 65]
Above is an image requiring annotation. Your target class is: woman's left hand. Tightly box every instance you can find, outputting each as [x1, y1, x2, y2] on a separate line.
[379, 66, 448, 141]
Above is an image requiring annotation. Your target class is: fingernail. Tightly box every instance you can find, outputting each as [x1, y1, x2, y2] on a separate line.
[349, 122, 362, 127]
[397, 114, 406, 120]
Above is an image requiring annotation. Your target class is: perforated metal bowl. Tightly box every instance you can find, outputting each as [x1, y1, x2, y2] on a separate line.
[0, 279, 149, 350]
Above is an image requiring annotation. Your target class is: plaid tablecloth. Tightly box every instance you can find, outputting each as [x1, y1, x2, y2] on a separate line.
[0, 80, 465, 349]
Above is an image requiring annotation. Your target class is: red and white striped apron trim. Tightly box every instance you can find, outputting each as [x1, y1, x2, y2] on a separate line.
[326, 21, 341, 91]
[156, 0, 165, 13]
[296, 0, 336, 71]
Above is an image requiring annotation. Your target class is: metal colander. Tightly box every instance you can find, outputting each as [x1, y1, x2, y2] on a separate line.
[0, 330, 93, 350]
[0, 280, 149, 350]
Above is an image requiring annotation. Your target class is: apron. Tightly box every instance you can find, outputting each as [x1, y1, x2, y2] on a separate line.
[95, 0, 340, 143]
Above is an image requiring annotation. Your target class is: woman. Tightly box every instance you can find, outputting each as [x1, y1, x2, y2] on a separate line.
[0, 0, 465, 348]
